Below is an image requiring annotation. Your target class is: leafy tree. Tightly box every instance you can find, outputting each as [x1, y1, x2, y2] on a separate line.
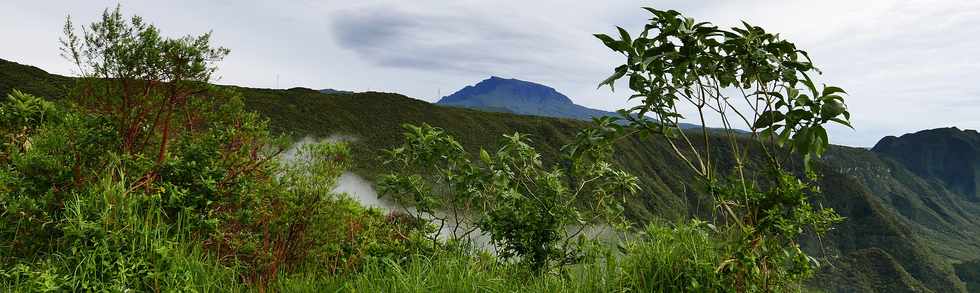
[61, 5, 230, 167]
[377, 124, 478, 246]
[379, 123, 638, 272]
[477, 130, 637, 272]
[594, 7, 851, 292]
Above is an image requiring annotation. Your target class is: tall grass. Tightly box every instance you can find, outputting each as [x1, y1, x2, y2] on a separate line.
[265, 221, 729, 293]
[0, 182, 753, 293]
[0, 168, 798, 292]
[619, 223, 725, 292]
[281, 250, 619, 292]
[0, 167, 242, 292]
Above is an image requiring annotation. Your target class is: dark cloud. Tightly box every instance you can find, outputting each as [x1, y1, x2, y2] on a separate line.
[331, 9, 419, 51]
[329, 6, 552, 74]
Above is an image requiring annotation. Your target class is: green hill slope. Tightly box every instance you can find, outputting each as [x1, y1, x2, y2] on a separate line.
[2, 57, 976, 292]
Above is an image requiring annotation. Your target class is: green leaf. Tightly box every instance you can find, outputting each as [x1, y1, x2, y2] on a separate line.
[820, 100, 846, 120]
[616, 26, 632, 48]
[754, 111, 785, 129]
[821, 95, 845, 103]
[598, 65, 628, 91]
[830, 118, 853, 129]
[628, 73, 647, 91]
[794, 126, 812, 154]
[796, 94, 812, 107]
[822, 86, 847, 96]
[778, 128, 792, 146]
[786, 87, 800, 100]
[594, 34, 622, 52]
[801, 72, 819, 96]
[642, 7, 663, 16]
[813, 125, 828, 155]
[641, 56, 657, 69]
[480, 149, 492, 164]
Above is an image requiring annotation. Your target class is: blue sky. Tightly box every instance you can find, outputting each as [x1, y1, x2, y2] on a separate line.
[2, 0, 979, 146]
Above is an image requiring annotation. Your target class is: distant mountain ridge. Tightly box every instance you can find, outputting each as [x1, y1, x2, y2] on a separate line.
[873, 127, 980, 202]
[319, 88, 354, 95]
[437, 76, 614, 121]
[436, 76, 704, 129]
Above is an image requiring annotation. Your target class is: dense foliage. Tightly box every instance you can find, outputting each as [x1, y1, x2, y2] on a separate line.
[379, 123, 637, 272]
[591, 7, 853, 291]
[0, 7, 428, 291]
[3, 5, 973, 293]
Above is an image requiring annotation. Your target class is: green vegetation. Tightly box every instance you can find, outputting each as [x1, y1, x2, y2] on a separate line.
[0, 7, 429, 291]
[366, 7, 858, 291]
[1, 5, 977, 293]
[589, 8, 849, 291]
[379, 122, 638, 272]
[955, 259, 980, 292]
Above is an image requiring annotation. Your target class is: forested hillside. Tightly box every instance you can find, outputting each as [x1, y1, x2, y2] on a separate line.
[3, 56, 978, 292]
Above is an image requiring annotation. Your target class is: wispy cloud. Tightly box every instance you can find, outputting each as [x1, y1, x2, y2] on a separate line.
[328, 3, 594, 81]
[330, 8, 531, 73]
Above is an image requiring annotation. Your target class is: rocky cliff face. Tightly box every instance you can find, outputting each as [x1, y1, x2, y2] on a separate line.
[873, 127, 980, 202]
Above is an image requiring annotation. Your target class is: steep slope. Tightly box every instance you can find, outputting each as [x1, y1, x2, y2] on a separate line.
[0, 57, 973, 292]
[808, 248, 931, 293]
[825, 143, 980, 262]
[0, 58, 72, 100]
[873, 127, 980, 202]
[805, 161, 968, 292]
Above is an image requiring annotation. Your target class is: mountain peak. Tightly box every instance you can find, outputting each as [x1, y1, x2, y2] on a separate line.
[438, 77, 574, 106]
[435, 77, 608, 120]
[319, 88, 354, 95]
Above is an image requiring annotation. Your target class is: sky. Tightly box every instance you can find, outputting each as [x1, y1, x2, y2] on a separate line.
[2, 0, 979, 146]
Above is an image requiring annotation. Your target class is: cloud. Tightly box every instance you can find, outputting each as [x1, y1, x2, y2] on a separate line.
[330, 6, 550, 74]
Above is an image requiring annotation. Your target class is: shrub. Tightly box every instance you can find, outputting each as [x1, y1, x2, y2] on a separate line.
[379, 123, 638, 272]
